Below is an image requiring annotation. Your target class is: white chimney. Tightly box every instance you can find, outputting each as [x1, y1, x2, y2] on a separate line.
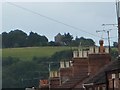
[95, 47, 99, 53]
[60, 61, 65, 68]
[73, 51, 78, 58]
[79, 50, 83, 57]
[50, 71, 53, 77]
[105, 47, 109, 53]
[54, 71, 58, 77]
[89, 47, 94, 54]
[83, 51, 88, 57]
[65, 61, 70, 68]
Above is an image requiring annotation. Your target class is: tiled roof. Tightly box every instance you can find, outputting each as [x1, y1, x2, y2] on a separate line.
[84, 58, 120, 85]
[58, 72, 89, 88]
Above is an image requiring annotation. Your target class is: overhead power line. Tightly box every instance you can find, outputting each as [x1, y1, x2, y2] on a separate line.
[7, 2, 101, 38]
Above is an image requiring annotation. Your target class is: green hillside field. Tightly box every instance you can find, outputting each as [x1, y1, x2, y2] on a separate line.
[2, 46, 75, 60]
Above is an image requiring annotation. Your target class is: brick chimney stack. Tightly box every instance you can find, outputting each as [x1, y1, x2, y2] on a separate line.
[88, 40, 111, 75]
[99, 40, 105, 53]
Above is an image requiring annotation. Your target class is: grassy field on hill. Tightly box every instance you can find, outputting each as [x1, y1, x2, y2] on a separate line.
[2, 46, 75, 60]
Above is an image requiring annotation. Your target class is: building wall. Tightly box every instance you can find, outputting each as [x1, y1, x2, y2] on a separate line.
[54, 33, 63, 43]
[107, 70, 120, 89]
[72, 58, 88, 76]
[59, 67, 73, 84]
[50, 77, 60, 88]
[85, 84, 106, 90]
[88, 54, 110, 75]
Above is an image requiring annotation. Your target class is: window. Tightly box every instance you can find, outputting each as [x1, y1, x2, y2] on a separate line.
[112, 73, 116, 79]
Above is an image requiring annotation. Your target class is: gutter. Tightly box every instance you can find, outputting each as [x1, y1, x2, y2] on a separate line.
[82, 83, 94, 88]
[83, 83, 94, 86]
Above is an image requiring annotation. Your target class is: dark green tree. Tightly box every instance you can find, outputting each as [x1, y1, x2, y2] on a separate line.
[62, 33, 73, 46]
[8, 29, 27, 47]
[2, 32, 9, 48]
[27, 32, 48, 46]
[2, 58, 45, 88]
[75, 37, 95, 46]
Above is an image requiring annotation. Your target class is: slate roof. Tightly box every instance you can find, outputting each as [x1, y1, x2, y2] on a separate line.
[58, 72, 89, 88]
[84, 58, 120, 85]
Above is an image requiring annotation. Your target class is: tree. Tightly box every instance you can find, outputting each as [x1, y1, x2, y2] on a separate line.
[62, 33, 73, 46]
[2, 58, 44, 88]
[8, 30, 27, 47]
[2, 32, 9, 48]
[39, 35, 48, 46]
[48, 41, 56, 46]
[27, 32, 40, 46]
[2, 30, 49, 48]
[27, 32, 48, 46]
[75, 37, 95, 47]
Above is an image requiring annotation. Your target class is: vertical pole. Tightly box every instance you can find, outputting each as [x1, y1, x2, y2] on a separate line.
[105, 72, 109, 90]
[118, 17, 120, 56]
[112, 79, 114, 90]
[107, 31, 111, 53]
[59, 67, 61, 86]
[116, 1, 120, 56]
[49, 63, 50, 90]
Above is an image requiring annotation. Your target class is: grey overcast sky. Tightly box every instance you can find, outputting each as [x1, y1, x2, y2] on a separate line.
[1, 1, 119, 45]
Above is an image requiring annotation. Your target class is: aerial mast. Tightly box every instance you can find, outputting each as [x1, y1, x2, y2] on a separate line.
[96, 29, 112, 53]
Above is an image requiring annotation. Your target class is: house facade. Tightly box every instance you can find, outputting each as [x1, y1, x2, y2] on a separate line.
[106, 66, 120, 89]
[83, 58, 120, 90]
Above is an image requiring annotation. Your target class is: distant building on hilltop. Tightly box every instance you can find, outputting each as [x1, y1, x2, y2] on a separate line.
[54, 33, 63, 45]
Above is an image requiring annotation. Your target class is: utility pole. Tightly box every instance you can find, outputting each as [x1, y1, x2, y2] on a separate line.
[116, 0, 120, 56]
[118, 17, 120, 56]
[101, 23, 118, 54]
[107, 31, 111, 53]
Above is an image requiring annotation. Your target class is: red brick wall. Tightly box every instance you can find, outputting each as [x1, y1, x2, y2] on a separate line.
[88, 54, 110, 75]
[72, 58, 88, 76]
[60, 67, 73, 84]
[50, 77, 60, 88]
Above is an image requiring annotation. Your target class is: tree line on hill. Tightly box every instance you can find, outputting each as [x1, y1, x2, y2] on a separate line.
[1, 29, 95, 48]
[2, 30, 48, 48]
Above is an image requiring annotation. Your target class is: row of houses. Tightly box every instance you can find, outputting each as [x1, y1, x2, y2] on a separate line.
[39, 40, 120, 90]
